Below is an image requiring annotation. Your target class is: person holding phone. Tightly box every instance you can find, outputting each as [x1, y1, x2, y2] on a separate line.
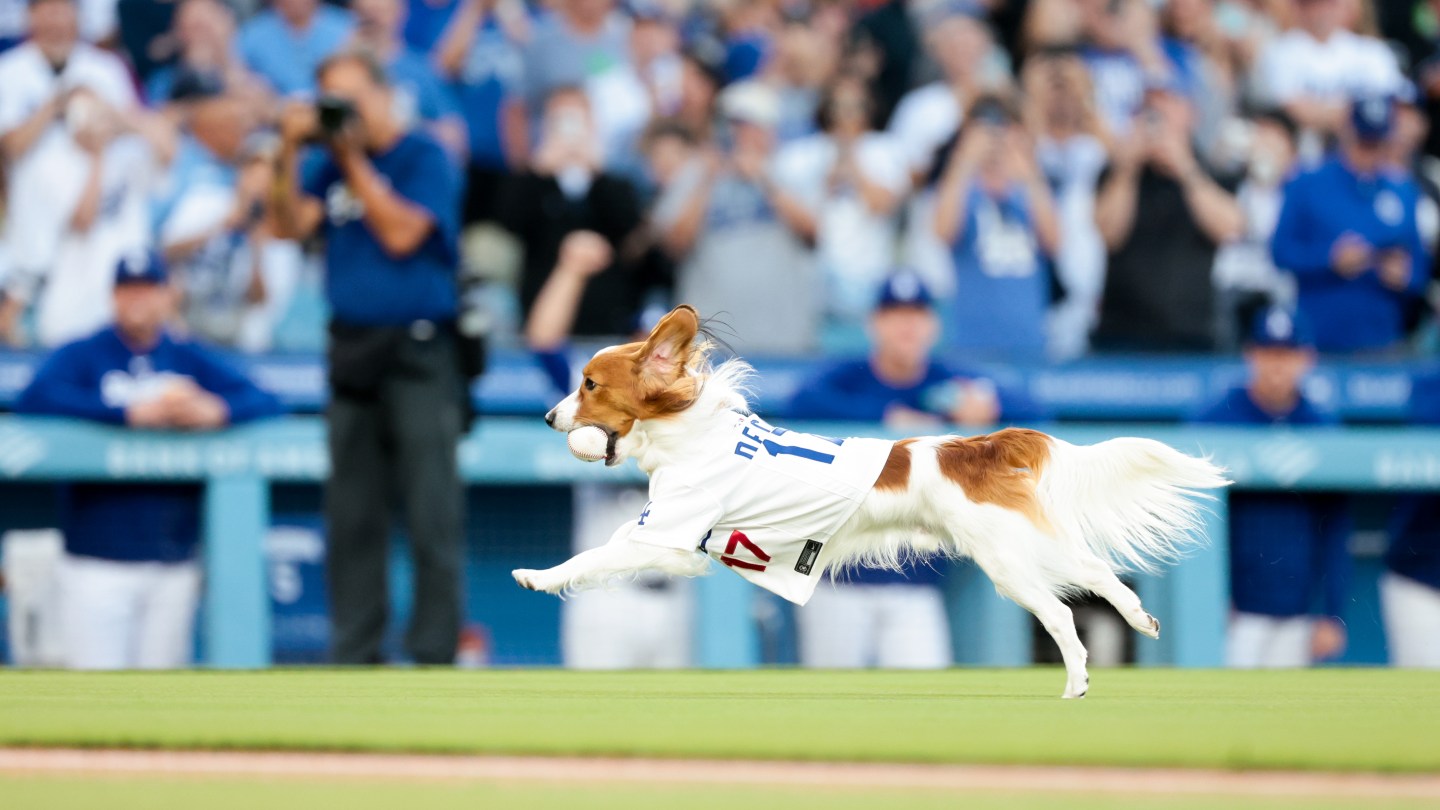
[156, 71, 302, 353]
[1092, 79, 1244, 352]
[499, 86, 645, 339]
[931, 92, 1061, 361]
[270, 50, 468, 666]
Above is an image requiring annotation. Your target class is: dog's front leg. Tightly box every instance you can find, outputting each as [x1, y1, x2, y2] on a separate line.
[512, 521, 709, 595]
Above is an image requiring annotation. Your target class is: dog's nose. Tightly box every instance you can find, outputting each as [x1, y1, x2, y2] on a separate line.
[544, 409, 557, 427]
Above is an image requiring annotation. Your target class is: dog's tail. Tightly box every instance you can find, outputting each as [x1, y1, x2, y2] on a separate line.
[1038, 437, 1231, 573]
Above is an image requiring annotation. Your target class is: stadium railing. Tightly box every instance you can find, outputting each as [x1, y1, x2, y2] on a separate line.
[2, 350, 1435, 421]
[3, 414, 1438, 668]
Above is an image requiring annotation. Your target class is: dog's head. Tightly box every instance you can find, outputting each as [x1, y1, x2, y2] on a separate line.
[545, 305, 705, 466]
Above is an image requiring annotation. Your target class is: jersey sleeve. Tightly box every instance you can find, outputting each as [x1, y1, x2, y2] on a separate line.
[627, 483, 724, 553]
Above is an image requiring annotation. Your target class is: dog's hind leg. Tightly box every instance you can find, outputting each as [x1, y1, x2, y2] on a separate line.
[1073, 555, 1161, 639]
[966, 537, 1090, 699]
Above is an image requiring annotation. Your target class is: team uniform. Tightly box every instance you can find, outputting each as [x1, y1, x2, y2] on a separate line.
[1382, 374, 1440, 667]
[628, 412, 893, 606]
[15, 325, 282, 668]
[1270, 156, 1431, 353]
[1193, 386, 1352, 668]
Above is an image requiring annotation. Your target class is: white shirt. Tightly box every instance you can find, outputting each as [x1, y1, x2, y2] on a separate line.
[35, 135, 155, 347]
[628, 412, 894, 605]
[1255, 29, 1403, 106]
[0, 42, 138, 291]
[773, 132, 910, 319]
[887, 82, 960, 175]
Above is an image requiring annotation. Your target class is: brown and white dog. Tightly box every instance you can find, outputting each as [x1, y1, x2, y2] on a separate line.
[513, 306, 1230, 697]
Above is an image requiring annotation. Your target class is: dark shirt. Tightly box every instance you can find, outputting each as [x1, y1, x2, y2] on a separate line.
[1094, 162, 1233, 352]
[1192, 386, 1351, 618]
[501, 172, 644, 337]
[1387, 372, 1440, 590]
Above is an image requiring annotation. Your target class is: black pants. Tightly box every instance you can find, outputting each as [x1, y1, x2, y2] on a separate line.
[324, 329, 465, 665]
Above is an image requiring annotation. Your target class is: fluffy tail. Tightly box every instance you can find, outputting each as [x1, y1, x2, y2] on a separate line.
[1039, 437, 1231, 573]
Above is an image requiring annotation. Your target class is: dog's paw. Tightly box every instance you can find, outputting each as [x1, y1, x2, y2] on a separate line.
[1141, 613, 1161, 640]
[512, 568, 563, 594]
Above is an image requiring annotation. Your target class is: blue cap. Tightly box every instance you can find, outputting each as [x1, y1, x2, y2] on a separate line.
[114, 251, 168, 286]
[1350, 95, 1395, 142]
[875, 271, 934, 310]
[1248, 306, 1313, 349]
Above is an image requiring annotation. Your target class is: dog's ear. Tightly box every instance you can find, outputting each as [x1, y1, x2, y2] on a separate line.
[636, 305, 699, 390]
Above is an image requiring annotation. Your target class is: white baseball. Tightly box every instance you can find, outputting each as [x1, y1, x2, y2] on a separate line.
[567, 425, 609, 463]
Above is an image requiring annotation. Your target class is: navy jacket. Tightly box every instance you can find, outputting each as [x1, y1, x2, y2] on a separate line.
[1193, 386, 1352, 618]
[16, 327, 284, 562]
[1270, 157, 1430, 353]
[1386, 373, 1440, 590]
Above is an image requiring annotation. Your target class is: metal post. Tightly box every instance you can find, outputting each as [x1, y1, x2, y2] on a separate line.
[202, 474, 272, 667]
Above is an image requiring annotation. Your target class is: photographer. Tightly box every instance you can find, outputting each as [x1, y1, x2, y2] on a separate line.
[271, 51, 466, 666]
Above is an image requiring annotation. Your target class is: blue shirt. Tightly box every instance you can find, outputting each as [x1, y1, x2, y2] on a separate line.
[386, 47, 463, 130]
[302, 132, 460, 326]
[403, 0, 461, 52]
[1192, 386, 1352, 618]
[945, 183, 1049, 360]
[1386, 373, 1440, 589]
[237, 6, 354, 96]
[787, 358, 1047, 586]
[15, 327, 283, 562]
[1270, 156, 1431, 353]
[450, 15, 525, 169]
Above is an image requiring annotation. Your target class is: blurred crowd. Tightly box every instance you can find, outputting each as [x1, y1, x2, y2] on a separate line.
[0, 0, 1434, 360]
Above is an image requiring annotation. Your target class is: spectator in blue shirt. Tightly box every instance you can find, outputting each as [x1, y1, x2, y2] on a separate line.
[15, 252, 282, 669]
[237, 0, 353, 97]
[350, 0, 467, 162]
[272, 51, 468, 665]
[1381, 372, 1440, 668]
[786, 271, 1047, 669]
[144, 0, 272, 111]
[1192, 306, 1352, 668]
[434, 0, 530, 224]
[1270, 95, 1432, 354]
[931, 93, 1061, 362]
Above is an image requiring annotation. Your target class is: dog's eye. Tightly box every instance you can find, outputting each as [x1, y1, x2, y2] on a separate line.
[584, 377, 597, 391]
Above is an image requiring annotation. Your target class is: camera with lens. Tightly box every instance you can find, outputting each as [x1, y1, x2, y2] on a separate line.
[315, 95, 357, 137]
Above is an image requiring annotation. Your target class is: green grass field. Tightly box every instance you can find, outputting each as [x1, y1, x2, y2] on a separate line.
[1, 668, 1436, 772]
[4, 668, 1437, 809]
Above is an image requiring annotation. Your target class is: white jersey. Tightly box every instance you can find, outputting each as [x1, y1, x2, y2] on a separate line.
[0, 41, 140, 333]
[628, 412, 893, 605]
[1254, 29, 1403, 106]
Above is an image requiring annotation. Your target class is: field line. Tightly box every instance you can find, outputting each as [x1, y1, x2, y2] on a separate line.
[1, 748, 1438, 799]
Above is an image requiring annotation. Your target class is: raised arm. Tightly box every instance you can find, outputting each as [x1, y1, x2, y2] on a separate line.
[270, 102, 326, 241]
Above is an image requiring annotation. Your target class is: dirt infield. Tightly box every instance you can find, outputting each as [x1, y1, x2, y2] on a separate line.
[2, 748, 1438, 800]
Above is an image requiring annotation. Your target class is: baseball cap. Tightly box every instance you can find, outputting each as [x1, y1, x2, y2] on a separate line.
[114, 251, 169, 287]
[1248, 306, 1313, 350]
[875, 271, 934, 311]
[1350, 95, 1395, 142]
